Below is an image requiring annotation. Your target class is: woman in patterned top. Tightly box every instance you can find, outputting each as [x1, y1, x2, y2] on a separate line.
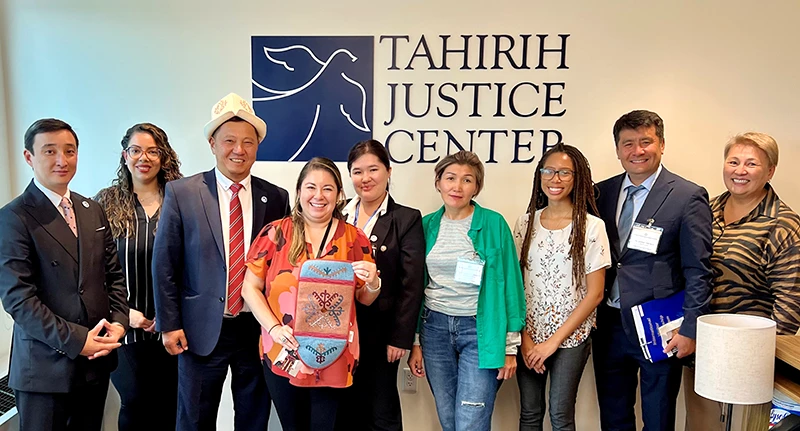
[513, 144, 610, 431]
[94, 123, 182, 431]
[241, 157, 381, 431]
[684, 132, 800, 431]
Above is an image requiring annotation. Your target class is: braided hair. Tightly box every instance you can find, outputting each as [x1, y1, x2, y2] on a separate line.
[518, 144, 598, 288]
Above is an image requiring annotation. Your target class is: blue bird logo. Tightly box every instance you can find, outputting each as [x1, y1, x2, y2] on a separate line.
[251, 36, 374, 162]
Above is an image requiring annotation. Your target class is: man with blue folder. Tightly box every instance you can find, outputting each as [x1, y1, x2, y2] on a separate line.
[593, 110, 713, 431]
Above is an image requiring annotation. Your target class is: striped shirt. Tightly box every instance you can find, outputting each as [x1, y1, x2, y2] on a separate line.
[709, 184, 800, 335]
[425, 213, 479, 316]
[116, 197, 160, 344]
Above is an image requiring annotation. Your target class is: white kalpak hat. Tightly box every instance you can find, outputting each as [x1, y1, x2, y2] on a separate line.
[203, 92, 267, 143]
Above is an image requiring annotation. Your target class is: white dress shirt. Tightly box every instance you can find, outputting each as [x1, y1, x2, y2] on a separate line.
[33, 179, 73, 226]
[215, 168, 253, 314]
[342, 193, 389, 238]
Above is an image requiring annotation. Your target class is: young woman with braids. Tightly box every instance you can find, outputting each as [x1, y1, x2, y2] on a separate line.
[513, 144, 610, 431]
[94, 123, 182, 431]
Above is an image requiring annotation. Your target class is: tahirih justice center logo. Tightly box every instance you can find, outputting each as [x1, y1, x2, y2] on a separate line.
[251, 36, 374, 162]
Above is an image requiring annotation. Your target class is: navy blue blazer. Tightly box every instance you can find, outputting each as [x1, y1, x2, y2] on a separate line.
[0, 182, 129, 392]
[596, 168, 713, 345]
[153, 170, 290, 356]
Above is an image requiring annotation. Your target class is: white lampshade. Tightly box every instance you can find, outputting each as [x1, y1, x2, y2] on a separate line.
[695, 313, 776, 404]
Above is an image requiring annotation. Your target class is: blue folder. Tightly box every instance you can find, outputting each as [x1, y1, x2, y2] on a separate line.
[631, 290, 686, 363]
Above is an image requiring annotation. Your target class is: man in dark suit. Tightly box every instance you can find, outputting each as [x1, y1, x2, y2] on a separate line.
[0, 118, 129, 431]
[593, 110, 713, 431]
[153, 93, 290, 430]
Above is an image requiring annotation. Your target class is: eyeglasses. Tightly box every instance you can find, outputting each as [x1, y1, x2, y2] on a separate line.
[125, 146, 161, 159]
[540, 168, 574, 180]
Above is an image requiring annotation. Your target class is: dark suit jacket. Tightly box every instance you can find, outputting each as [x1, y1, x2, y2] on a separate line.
[153, 170, 290, 356]
[0, 181, 129, 393]
[596, 168, 713, 345]
[355, 197, 426, 351]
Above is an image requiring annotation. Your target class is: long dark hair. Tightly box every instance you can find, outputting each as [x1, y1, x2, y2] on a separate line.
[95, 123, 182, 238]
[518, 144, 598, 288]
[282, 157, 346, 266]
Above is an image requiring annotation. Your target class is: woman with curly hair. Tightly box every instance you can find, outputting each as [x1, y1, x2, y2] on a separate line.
[95, 123, 182, 431]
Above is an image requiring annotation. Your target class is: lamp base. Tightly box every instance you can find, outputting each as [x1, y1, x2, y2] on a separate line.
[724, 403, 733, 431]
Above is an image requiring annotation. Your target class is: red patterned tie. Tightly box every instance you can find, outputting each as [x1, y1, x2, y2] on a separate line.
[227, 183, 245, 315]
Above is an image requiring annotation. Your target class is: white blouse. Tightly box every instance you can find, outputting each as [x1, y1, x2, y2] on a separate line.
[513, 209, 611, 348]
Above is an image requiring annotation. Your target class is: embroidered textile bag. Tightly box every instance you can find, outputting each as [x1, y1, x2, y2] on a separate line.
[293, 259, 355, 369]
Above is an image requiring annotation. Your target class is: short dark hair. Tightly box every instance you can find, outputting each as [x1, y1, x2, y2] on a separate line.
[23, 118, 79, 153]
[612, 110, 664, 146]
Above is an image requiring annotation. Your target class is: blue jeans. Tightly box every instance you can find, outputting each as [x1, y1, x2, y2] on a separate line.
[516, 338, 591, 431]
[421, 307, 502, 431]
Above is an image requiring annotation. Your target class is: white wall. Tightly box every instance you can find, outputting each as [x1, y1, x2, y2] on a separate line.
[2, 1, 798, 213]
[1, 1, 798, 430]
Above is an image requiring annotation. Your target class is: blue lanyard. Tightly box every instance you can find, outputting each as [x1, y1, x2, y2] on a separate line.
[354, 200, 380, 228]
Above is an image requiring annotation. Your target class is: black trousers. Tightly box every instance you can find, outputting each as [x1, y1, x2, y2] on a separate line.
[176, 313, 271, 431]
[593, 305, 683, 431]
[14, 378, 109, 431]
[337, 346, 403, 431]
[110, 338, 178, 431]
[265, 366, 341, 431]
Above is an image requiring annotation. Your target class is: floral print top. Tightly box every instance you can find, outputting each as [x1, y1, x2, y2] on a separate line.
[513, 209, 611, 348]
[245, 217, 373, 388]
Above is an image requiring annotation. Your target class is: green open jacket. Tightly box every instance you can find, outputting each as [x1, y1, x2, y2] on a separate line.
[421, 202, 526, 369]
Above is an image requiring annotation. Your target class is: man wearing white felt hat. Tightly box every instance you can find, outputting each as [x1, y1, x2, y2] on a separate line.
[203, 92, 268, 143]
[154, 92, 290, 430]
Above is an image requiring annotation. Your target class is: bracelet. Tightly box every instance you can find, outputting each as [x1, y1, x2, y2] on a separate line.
[365, 277, 381, 293]
[267, 323, 281, 334]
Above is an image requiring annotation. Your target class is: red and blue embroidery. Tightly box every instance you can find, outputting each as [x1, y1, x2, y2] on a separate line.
[303, 290, 345, 327]
[294, 260, 355, 370]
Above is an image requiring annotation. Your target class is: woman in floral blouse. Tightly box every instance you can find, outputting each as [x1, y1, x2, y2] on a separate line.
[513, 144, 611, 431]
[241, 157, 380, 430]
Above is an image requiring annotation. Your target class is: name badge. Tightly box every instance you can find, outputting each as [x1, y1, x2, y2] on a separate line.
[454, 254, 485, 285]
[627, 221, 663, 254]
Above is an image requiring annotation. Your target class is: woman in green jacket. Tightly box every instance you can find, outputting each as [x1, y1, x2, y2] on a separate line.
[407, 150, 525, 431]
